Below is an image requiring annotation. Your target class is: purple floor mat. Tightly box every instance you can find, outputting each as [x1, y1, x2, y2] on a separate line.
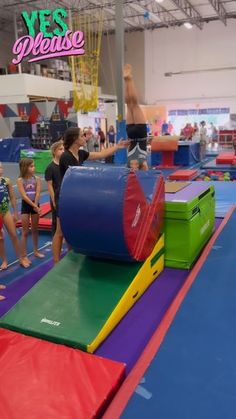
[97, 220, 223, 372]
[215, 218, 222, 229]
[0, 259, 53, 317]
[96, 268, 188, 373]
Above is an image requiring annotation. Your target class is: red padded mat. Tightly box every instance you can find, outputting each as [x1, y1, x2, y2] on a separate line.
[169, 169, 198, 181]
[0, 328, 125, 419]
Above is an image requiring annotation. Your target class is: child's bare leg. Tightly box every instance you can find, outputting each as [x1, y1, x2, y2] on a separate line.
[52, 217, 64, 264]
[20, 214, 31, 266]
[0, 229, 7, 269]
[3, 211, 29, 268]
[124, 64, 146, 125]
[31, 214, 44, 258]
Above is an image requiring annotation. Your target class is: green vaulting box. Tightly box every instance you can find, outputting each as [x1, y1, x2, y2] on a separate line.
[20, 149, 51, 173]
[164, 182, 215, 269]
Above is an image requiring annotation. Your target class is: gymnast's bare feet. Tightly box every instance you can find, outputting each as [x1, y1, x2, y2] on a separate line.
[123, 64, 132, 79]
[0, 260, 8, 270]
[0, 285, 6, 300]
[20, 257, 30, 268]
[34, 251, 45, 259]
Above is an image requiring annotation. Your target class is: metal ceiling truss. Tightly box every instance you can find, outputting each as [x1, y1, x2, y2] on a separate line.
[83, 0, 139, 29]
[170, 0, 204, 29]
[0, 0, 235, 34]
[129, 1, 180, 28]
[207, 0, 227, 25]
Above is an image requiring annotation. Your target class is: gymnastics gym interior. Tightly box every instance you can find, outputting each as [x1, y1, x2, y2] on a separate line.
[1, 1, 236, 418]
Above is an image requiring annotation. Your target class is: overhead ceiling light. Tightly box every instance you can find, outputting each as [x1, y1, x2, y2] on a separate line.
[155, 0, 164, 3]
[184, 22, 193, 29]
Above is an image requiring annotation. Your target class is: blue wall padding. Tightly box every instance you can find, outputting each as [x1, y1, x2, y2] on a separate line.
[0, 138, 30, 162]
[59, 166, 133, 261]
[114, 119, 127, 164]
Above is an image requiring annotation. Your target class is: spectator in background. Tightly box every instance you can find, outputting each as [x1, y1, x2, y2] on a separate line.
[107, 125, 116, 147]
[233, 138, 236, 156]
[182, 123, 194, 140]
[193, 122, 199, 136]
[199, 121, 207, 160]
[98, 128, 106, 150]
[85, 127, 96, 152]
[161, 120, 169, 135]
[210, 122, 218, 143]
[168, 121, 174, 135]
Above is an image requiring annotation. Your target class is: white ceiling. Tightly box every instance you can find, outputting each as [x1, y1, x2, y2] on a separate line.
[0, 0, 235, 34]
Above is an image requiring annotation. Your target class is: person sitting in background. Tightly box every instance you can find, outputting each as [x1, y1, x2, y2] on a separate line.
[45, 139, 64, 237]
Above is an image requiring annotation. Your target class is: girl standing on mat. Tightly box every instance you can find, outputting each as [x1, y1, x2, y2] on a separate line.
[17, 158, 45, 266]
[45, 139, 64, 237]
[0, 162, 28, 269]
[124, 64, 148, 170]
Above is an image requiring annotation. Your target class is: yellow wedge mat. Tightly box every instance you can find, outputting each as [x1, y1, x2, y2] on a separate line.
[87, 234, 164, 352]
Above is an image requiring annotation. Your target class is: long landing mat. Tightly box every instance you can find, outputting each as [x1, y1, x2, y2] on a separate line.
[0, 236, 164, 353]
[116, 206, 236, 419]
[0, 328, 125, 419]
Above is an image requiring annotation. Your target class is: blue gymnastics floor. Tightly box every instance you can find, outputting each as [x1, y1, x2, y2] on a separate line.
[122, 208, 236, 419]
[209, 181, 236, 217]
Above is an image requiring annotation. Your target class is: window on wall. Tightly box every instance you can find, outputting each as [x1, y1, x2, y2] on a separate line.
[168, 108, 230, 135]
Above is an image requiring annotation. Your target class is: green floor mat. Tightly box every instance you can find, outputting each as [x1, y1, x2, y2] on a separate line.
[0, 251, 142, 351]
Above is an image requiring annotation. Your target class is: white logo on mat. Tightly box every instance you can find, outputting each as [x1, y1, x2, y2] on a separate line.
[41, 317, 61, 326]
[132, 204, 141, 228]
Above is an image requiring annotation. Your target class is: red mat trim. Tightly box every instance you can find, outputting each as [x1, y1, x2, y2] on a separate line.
[103, 205, 236, 418]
